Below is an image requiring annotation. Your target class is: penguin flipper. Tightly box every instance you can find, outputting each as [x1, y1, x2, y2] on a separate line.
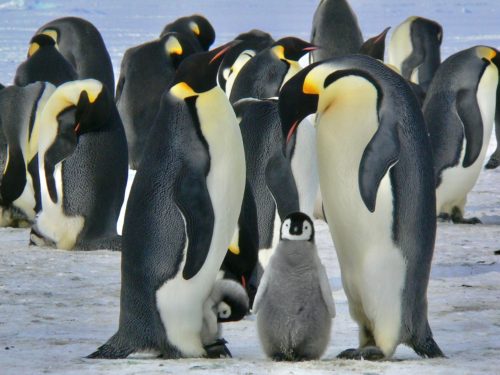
[317, 263, 335, 318]
[265, 150, 300, 219]
[174, 167, 214, 280]
[456, 88, 483, 168]
[251, 266, 270, 313]
[0, 145, 27, 205]
[358, 117, 400, 213]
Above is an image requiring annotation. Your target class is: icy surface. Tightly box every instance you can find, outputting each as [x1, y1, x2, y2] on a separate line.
[1, 0, 500, 374]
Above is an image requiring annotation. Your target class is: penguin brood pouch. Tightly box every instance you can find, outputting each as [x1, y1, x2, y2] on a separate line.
[253, 212, 335, 361]
[30, 79, 128, 250]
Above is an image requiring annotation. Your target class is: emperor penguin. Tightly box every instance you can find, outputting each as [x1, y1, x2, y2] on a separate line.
[116, 32, 198, 169]
[34, 17, 115, 96]
[387, 16, 443, 93]
[229, 37, 317, 104]
[160, 14, 215, 52]
[0, 82, 56, 227]
[359, 27, 391, 61]
[423, 46, 499, 224]
[253, 212, 335, 361]
[88, 44, 246, 359]
[31, 79, 128, 250]
[201, 278, 249, 358]
[485, 77, 500, 169]
[278, 54, 444, 360]
[310, 0, 363, 63]
[217, 29, 274, 96]
[221, 98, 300, 300]
[14, 34, 77, 87]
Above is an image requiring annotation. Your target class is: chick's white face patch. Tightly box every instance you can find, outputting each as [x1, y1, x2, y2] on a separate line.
[281, 218, 313, 241]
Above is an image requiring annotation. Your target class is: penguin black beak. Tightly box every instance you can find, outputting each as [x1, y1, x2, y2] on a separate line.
[278, 64, 319, 145]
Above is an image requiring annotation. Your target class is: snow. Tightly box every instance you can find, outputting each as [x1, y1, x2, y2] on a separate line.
[1, 0, 500, 374]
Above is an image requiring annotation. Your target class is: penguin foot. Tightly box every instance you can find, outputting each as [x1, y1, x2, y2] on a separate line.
[485, 156, 500, 169]
[337, 346, 385, 361]
[451, 208, 481, 224]
[29, 228, 54, 247]
[204, 338, 232, 358]
[437, 213, 451, 222]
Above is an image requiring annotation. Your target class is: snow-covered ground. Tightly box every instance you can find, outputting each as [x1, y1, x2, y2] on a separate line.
[1, 0, 499, 374]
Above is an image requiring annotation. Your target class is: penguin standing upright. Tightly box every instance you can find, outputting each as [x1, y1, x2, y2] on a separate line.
[160, 14, 215, 52]
[229, 37, 317, 104]
[31, 79, 128, 250]
[423, 46, 499, 223]
[14, 34, 77, 87]
[387, 16, 443, 93]
[0, 82, 56, 227]
[310, 0, 363, 63]
[34, 17, 115, 96]
[279, 54, 443, 360]
[253, 212, 335, 361]
[116, 32, 198, 169]
[88, 44, 246, 359]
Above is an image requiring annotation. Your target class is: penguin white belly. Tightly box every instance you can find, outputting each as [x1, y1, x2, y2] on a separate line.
[436, 63, 498, 213]
[387, 18, 414, 79]
[225, 50, 255, 98]
[12, 173, 36, 220]
[156, 88, 245, 357]
[257, 207, 281, 269]
[291, 116, 319, 217]
[316, 94, 405, 351]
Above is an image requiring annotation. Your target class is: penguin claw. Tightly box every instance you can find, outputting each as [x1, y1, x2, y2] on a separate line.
[337, 346, 385, 361]
[485, 157, 499, 169]
[204, 338, 232, 358]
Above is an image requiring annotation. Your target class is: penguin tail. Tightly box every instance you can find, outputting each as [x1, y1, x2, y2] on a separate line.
[87, 334, 134, 359]
[410, 334, 445, 359]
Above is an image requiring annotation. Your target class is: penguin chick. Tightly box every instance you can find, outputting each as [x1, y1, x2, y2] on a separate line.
[253, 212, 335, 361]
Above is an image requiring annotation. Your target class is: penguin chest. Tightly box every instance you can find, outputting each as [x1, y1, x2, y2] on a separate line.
[436, 63, 498, 211]
[315, 93, 405, 306]
[387, 18, 414, 79]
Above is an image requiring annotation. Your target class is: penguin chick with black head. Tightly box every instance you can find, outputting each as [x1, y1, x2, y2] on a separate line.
[88, 42, 246, 359]
[14, 34, 77, 87]
[253, 212, 335, 361]
[116, 32, 198, 169]
[160, 14, 215, 52]
[424, 46, 499, 224]
[229, 36, 317, 104]
[278, 54, 444, 360]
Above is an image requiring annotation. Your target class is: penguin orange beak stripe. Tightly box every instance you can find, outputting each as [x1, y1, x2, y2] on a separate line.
[210, 44, 233, 64]
[303, 46, 319, 52]
[74, 122, 81, 133]
[286, 120, 300, 144]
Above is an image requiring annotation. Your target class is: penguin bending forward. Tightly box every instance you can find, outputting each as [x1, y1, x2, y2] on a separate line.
[254, 212, 335, 361]
[160, 14, 215, 52]
[31, 79, 128, 250]
[279, 54, 444, 360]
[424, 46, 499, 223]
[88, 44, 246, 359]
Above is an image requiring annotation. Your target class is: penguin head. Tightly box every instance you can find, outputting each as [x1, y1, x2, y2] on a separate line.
[359, 27, 390, 61]
[188, 14, 216, 51]
[213, 279, 249, 322]
[280, 212, 315, 242]
[27, 34, 57, 57]
[162, 32, 198, 69]
[169, 41, 238, 98]
[271, 37, 317, 62]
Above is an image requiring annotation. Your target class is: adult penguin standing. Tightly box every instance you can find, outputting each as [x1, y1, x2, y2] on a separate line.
[279, 54, 443, 360]
[310, 0, 363, 63]
[88, 44, 246, 359]
[34, 17, 115, 96]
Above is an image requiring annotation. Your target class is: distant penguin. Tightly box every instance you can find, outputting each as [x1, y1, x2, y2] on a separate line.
[279, 54, 444, 360]
[201, 278, 249, 358]
[424, 46, 499, 224]
[359, 27, 391, 61]
[253, 212, 335, 361]
[310, 0, 363, 63]
[387, 16, 443, 92]
[30, 79, 128, 250]
[0, 82, 55, 227]
[220, 98, 300, 302]
[229, 37, 317, 104]
[218, 29, 274, 96]
[14, 34, 77, 87]
[116, 32, 198, 169]
[34, 17, 115, 96]
[88, 44, 246, 359]
[485, 74, 500, 169]
[160, 14, 215, 52]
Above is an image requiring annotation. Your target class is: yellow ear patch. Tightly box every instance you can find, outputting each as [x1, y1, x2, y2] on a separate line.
[28, 43, 40, 57]
[477, 46, 497, 61]
[170, 82, 196, 99]
[303, 75, 319, 95]
[165, 37, 183, 56]
[272, 45, 285, 60]
[189, 21, 200, 36]
[228, 243, 240, 255]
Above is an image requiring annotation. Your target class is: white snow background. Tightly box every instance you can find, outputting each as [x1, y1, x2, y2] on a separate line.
[0, 0, 499, 374]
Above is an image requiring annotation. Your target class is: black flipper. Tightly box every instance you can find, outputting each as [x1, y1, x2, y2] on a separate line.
[0, 145, 27, 205]
[174, 161, 214, 280]
[265, 149, 300, 220]
[358, 114, 400, 213]
[456, 88, 483, 168]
